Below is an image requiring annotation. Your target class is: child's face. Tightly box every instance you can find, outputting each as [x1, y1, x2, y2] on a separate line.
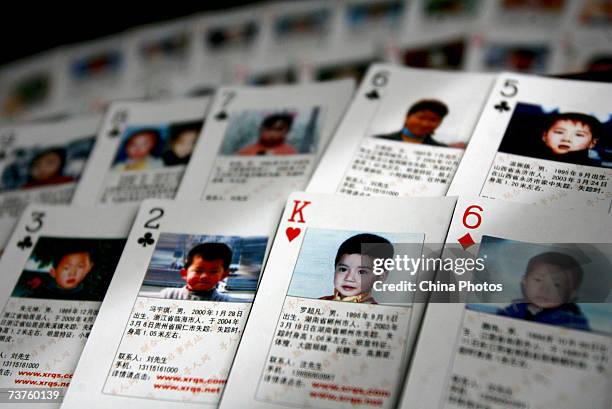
[404, 110, 443, 137]
[542, 119, 596, 155]
[172, 131, 198, 158]
[259, 120, 290, 147]
[181, 255, 228, 292]
[49, 252, 94, 290]
[334, 253, 379, 297]
[31, 152, 62, 181]
[521, 261, 576, 309]
[125, 132, 156, 161]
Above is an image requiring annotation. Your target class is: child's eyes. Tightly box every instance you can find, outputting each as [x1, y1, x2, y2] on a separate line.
[358, 269, 370, 275]
[336, 267, 348, 273]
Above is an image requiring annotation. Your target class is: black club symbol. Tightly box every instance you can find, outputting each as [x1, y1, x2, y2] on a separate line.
[365, 89, 379, 100]
[17, 236, 33, 250]
[494, 100, 510, 113]
[137, 232, 155, 247]
[214, 111, 228, 121]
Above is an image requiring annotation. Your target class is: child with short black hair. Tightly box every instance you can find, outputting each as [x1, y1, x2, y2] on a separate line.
[498, 251, 590, 331]
[160, 242, 235, 301]
[238, 113, 297, 156]
[23, 147, 74, 189]
[320, 233, 394, 304]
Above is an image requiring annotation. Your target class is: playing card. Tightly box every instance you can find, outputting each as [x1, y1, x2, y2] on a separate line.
[56, 34, 143, 116]
[403, 0, 484, 41]
[447, 72, 612, 213]
[561, 29, 612, 74]
[128, 17, 200, 99]
[464, 28, 565, 74]
[0, 203, 137, 408]
[0, 51, 65, 124]
[61, 198, 284, 408]
[218, 192, 457, 409]
[71, 96, 211, 205]
[0, 115, 100, 251]
[307, 64, 494, 197]
[398, 196, 612, 409]
[176, 80, 354, 203]
[194, 6, 267, 85]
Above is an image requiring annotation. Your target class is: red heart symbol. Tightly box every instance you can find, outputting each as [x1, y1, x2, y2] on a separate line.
[286, 227, 301, 242]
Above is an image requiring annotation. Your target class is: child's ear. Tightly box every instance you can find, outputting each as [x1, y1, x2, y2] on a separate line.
[49, 267, 57, 278]
[588, 138, 597, 148]
[180, 268, 188, 278]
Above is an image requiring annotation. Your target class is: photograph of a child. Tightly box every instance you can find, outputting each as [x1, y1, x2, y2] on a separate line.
[346, 0, 404, 31]
[287, 229, 424, 305]
[374, 99, 468, 148]
[484, 44, 550, 73]
[139, 232, 268, 303]
[467, 236, 612, 335]
[274, 8, 330, 40]
[206, 21, 259, 52]
[498, 103, 612, 169]
[111, 120, 203, 171]
[0, 136, 95, 193]
[11, 236, 126, 302]
[218, 107, 322, 156]
[401, 39, 466, 70]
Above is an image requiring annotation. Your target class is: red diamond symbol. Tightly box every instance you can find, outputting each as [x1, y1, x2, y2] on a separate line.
[458, 233, 475, 250]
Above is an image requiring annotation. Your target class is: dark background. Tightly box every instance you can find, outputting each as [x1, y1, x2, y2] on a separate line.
[0, 2, 260, 66]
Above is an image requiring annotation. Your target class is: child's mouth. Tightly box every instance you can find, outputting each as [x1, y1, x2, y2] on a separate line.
[557, 144, 570, 151]
[341, 285, 358, 292]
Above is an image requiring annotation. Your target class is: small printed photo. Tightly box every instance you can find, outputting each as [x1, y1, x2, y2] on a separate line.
[0, 135, 95, 193]
[372, 98, 469, 148]
[423, 0, 479, 19]
[500, 0, 566, 14]
[579, 0, 612, 26]
[483, 43, 550, 74]
[346, 0, 405, 31]
[315, 58, 376, 83]
[401, 39, 466, 70]
[246, 68, 299, 86]
[498, 102, 612, 169]
[2, 72, 52, 116]
[205, 21, 259, 52]
[70, 49, 123, 83]
[111, 120, 203, 171]
[287, 228, 424, 305]
[140, 31, 191, 63]
[11, 236, 127, 302]
[139, 232, 269, 302]
[218, 106, 323, 156]
[467, 236, 612, 335]
[273, 8, 331, 40]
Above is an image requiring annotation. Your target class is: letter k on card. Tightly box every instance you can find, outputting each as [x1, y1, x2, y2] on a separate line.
[286, 200, 311, 242]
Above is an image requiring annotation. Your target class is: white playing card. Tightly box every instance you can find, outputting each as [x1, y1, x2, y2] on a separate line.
[0, 203, 137, 408]
[194, 6, 267, 85]
[464, 28, 565, 75]
[307, 64, 494, 197]
[56, 34, 144, 116]
[398, 196, 612, 409]
[176, 80, 355, 203]
[128, 17, 200, 99]
[61, 198, 284, 408]
[219, 192, 457, 409]
[0, 51, 65, 124]
[71, 96, 211, 206]
[0, 115, 101, 251]
[447, 72, 612, 213]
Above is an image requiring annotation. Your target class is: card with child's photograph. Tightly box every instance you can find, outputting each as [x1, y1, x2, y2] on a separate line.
[0, 115, 100, 251]
[60, 35, 143, 116]
[72, 97, 210, 205]
[448, 72, 612, 213]
[176, 80, 354, 204]
[219, 192, 457, 409]
[307, 64, 494, 198]
[0, 203, 135, 407]
[61, 198, 283, 408]
[398, 196, 612, 409]
[0, 51, 64, 123]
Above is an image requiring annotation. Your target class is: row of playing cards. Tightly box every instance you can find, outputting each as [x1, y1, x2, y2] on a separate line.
[1, 0, 610, 123]
[0, 191, 610, 409]
[0, 63, 610, 409]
